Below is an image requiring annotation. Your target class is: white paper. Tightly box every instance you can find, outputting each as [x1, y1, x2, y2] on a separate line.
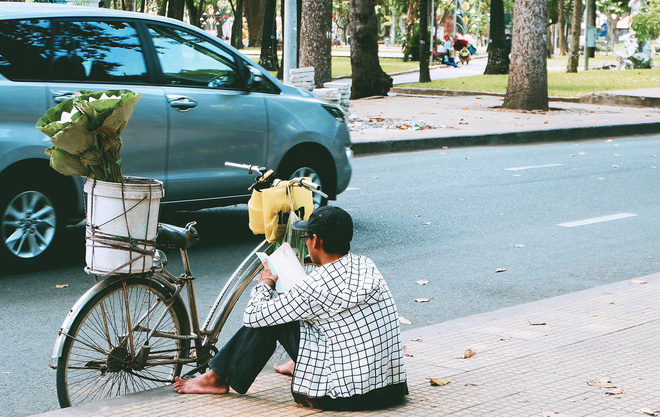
[256, 242, 307, 293]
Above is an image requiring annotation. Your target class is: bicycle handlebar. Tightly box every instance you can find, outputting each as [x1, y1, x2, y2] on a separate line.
[224, 162, 265, 176]
[225, 161, 328, 199]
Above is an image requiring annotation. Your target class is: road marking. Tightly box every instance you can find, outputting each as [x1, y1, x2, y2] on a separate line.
[505, 164, 563, 171]
[557, 213, 638, 228]
[345, 187, 361, 191]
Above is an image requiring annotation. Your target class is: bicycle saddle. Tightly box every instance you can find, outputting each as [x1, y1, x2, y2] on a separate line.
[158, 222, 199, 250]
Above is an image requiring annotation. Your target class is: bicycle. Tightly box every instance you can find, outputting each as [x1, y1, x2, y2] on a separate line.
[51, 162, 326, 408]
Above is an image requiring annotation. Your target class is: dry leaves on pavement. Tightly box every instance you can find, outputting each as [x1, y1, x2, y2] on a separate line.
[429, 378, 451, 386]
[463, 348, 476, 359]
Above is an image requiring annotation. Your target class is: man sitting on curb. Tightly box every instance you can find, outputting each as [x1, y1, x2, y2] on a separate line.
[173, 206, 408, 410]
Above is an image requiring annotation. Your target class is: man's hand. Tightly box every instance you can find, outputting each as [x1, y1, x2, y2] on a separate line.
[258, 259, 278, 290]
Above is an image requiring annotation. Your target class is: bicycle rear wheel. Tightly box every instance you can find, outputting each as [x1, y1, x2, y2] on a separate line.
[56, 275, 190, 408]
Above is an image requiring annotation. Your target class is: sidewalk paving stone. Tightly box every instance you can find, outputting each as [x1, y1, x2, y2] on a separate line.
[35, 273, 660, 417]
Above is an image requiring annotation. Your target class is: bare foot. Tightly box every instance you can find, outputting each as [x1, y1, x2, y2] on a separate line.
[273, 359, 295, 376]
[173, 369, 229, 394]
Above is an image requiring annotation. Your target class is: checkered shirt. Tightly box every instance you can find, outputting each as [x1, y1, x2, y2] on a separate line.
[244, 253, 407, 399]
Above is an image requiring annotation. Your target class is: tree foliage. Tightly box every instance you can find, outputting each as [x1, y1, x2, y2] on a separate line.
[632, 0, 660, 40]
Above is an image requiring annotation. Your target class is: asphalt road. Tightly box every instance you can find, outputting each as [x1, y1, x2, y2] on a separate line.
[2, 135, 659, 416]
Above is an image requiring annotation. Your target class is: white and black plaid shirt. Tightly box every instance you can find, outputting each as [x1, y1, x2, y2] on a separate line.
[244, 253, 407, 399]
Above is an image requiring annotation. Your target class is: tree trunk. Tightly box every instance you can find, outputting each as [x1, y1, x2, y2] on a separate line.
[567, 0, 583, 72]
[587, 0, 596, 58]
[547, 25, 553, 59]
[502, 0, 548, 111]
[403, 0, 419, 62]
[259, 0, 279, 71]
[185, 0, 204, 27]
[484, 0, 509, 74]
[245, 0, 265, 47]
[277, 0, 284, 79]
[158, 0, 167, 16]
[231, 0, 244, 49]
[300, 0, 332, 87]
[167, 0, 184, 21]
[419, 0, 431, 82]
[349, 0, 392, 99]
[558, 0, 568, 55]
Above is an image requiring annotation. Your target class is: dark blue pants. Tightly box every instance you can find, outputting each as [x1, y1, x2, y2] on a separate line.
[208, 322, 300, 394]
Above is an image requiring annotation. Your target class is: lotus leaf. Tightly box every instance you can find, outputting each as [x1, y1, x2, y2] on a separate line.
[45, 147, 90, 177]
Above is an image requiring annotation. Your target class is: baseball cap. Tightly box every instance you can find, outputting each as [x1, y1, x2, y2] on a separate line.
[292, 206, 353, 244]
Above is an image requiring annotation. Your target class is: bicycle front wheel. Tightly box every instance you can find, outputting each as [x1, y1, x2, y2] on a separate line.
[56, 275, 191, 408]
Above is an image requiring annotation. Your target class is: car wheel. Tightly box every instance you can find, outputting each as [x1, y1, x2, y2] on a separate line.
[0, 183, 61, 267]
[279, 155, 331, 208]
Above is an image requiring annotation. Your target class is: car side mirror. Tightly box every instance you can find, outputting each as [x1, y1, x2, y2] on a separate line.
[242, 65, 255, 91]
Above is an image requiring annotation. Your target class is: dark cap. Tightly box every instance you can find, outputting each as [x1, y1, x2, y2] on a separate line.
[292, 206, 353, 243]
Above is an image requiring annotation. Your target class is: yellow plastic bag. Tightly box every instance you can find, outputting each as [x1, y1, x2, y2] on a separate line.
[247, 189, 265, 234]
[261, 180, 313, 243]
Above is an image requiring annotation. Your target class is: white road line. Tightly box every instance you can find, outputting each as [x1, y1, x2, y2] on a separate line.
[557, 213, 638, 228]
[505, 164, 563, 171]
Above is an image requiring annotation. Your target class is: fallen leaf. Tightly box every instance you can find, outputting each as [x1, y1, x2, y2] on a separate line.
[588, 377, 616, 388]
[500, 335, 512, 341]
[529, 321, 546, 326]
[463, 348, 476, 359]
[544, 121, 548, 124]
[415, 298, 431, 303]
[605, 387, 626, 395]
[402, 345, 413, 357]
[631, 279, 648, 284]
[55, 284, 69, 289]
[416, 280, 429, 286]
[640, 408, 660, 416]
[514, 244, 525, 248]
[496, 268, 506, 273]
[430, 378, 451, 386]
[399, 317, 412, 325]
[411, 338, 423, 342]
[597, 177, 605, 180]
[606, 139, 614, 142]
[613, 165, 619, 168]
[422, 222, 432, 225]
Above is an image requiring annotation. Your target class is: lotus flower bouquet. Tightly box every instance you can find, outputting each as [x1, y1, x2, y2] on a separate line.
[36, 89, 141, 183]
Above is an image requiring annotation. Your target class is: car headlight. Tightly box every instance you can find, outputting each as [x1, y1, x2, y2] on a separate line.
[346, 147, 353, 160]
[322, 104, 346, 123]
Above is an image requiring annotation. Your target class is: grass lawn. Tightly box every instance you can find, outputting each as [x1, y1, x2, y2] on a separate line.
[400, 56, 660, 97]
[250, 50, 660, 97]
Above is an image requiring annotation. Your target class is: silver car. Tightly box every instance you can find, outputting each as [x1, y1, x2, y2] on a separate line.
[0, 3, 352, 268]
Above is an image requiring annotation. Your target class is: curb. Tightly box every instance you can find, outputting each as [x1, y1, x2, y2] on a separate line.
[388, 87, 581, 103]
[579, 92, 660, 108]
[351, 121, 660, 156]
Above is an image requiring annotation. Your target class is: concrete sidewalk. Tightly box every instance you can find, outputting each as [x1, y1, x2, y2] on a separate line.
[347, 89, 660, 155]
[36, 272, 660, 417]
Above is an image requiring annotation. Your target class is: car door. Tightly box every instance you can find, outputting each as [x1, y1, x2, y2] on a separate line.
[46, 19, 168, 186]
[144, 23, 268, 203]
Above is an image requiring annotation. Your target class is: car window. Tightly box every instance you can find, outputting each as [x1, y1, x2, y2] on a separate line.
[51, 20, 147, 83]
[148, 24, 242, 89]
[0, 19, 51, 81]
